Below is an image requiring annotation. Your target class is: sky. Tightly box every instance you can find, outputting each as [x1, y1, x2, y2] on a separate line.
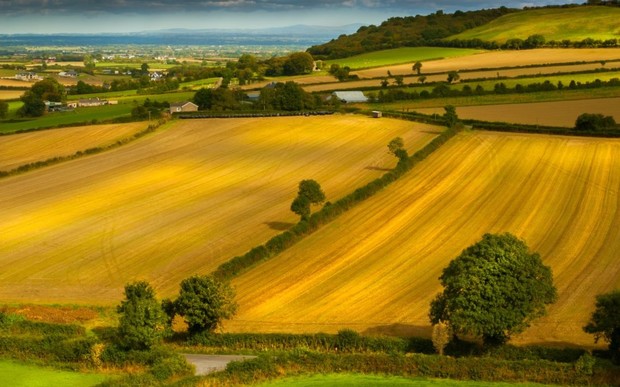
[0, 0, 581, 34]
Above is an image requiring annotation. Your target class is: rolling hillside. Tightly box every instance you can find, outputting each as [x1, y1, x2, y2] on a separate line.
[0, 116, 438, 304]
[450, 6, 620, 43]
[226, 130, 620, 346]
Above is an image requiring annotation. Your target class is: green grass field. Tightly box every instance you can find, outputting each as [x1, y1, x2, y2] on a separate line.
[450, 6, 620, 43]
[326, 47, 484, 70]
[0, 360, 109, 387]
[258, 374, 558, 387]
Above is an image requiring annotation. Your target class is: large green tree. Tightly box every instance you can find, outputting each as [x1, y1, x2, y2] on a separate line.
[429, 233, 557, 347]
[117, 281, 169, 350]
[0, 101, 9, 119]
[583, 290, 620, 362]
[291, 179, 326, 221]
[18, 78, 66, 117]
[575, 113, 616, 132]
[173, 275, 238, 335]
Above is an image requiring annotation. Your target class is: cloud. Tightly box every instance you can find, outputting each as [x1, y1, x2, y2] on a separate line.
[0, 0, 580, 16]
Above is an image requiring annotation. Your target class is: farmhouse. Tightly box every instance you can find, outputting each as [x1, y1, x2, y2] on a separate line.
[15, 72, 42, 81]
[169, 101, 199, 114]
[332, 91, 368, 103]
[59, 70, 78, 78]
[78, 98, 108, 107]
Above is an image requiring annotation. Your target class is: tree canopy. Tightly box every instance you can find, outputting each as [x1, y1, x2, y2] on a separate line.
[575, 113, 617, 131]
[429, 233, 557, 346]
[583, 290, 620, 362]
[173, 275, 238, 335]
[117, 281, 169, 350]
[291, 179, 326, 220]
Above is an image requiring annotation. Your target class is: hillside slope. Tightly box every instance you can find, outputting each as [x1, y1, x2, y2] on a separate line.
[450, 6, 620, 43]
[227, 131, 620, 346]
[0, 116, 437, 304]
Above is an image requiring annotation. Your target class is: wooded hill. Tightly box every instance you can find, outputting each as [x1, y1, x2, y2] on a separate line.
[307, 4, 618, 60]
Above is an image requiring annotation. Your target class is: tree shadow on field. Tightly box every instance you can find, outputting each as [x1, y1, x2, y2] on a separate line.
[365, 166, 392, 172]
[264, 221, 295, 231]
[363, 323, 432, 339]
[421, 130, 443, 135]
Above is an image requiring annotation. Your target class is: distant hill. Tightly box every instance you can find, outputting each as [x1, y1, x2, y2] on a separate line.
[450, 6, 620, 44]
[307, 7, 516, 59]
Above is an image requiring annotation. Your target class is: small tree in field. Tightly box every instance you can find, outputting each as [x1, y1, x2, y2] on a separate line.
[0, 101, 8, 119]
[429, 233, 557, 347]
[387, 137, 408, 164]
[447, 71, 460, 84]
[117, 281, 169, 350]
[291, 179, 326, 221]
[583, 290, 620, 363]
[432, 320, 452, 356]
[174, 275, 238, 335]
[413, 61, 423, 75]
[443, 105, 459, 128]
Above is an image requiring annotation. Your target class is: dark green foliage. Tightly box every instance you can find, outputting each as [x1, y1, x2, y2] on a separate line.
[117, 281, 169, 350]
[173, 275, 238, 335]
[575, 113, 617, 131]
[258, 81, 318, 111]
[291, 179, 326, 220]
[18, 91, 46, 117]
[283, 52, 315, 75]
[193, 87, 241, 111]
[447, 71, 460, 83]
[443, 105, 459, 128]
[584, 290, 620, 362]
[0, 101, 8, 119]
[430, 233, 557, 346]
[307, 8, 515, 59]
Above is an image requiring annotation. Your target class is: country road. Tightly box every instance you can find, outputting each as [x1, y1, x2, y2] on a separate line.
[182, 354, 257, 375]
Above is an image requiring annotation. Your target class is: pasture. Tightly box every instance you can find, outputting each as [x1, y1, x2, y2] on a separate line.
[0, 360, 108, 387]
[227, 131, 620, 347]
[0, 116, 438, 304]
[413, 97, 620, 128]
[326, 47, 483, 70]
[451, 6, 620, 43]
[0, 122, 147, 171]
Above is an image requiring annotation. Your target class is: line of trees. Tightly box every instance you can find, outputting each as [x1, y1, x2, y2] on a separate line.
[117, 275, 237, 350]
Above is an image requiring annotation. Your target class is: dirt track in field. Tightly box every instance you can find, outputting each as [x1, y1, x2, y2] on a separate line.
[0, 122, 147, 171]
[227, 131, 620, 346]
[0, 116, 437, 304]
[413, 97, 620, 127]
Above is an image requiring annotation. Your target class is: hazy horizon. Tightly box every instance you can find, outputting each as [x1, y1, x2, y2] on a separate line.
[0, 1, 581, 34]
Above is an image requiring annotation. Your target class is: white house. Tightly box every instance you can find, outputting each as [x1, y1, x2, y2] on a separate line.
[15, 72, 42, 81]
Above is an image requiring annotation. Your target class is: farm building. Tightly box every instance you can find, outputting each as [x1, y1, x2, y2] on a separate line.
[59, 70, 78, 78]
[372, 111, 383, 118]
[169, 101, 199, 114]
[78, 98, 108, 107]
[332, 91, 368, 103]
[14, 72, 42, 81]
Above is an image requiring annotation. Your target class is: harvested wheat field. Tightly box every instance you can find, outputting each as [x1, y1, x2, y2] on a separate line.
[227, 130, 620, 347]
[354, 48, 620, 78]
[414, 97, 620, 127]
[0, 122, 147, 171]
[0, 90, 24, 100]
[0, 115, 438, 304]
[0, 79, 33, 88]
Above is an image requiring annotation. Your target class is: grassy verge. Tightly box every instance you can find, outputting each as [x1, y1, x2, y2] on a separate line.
[0, 359, 109, 387]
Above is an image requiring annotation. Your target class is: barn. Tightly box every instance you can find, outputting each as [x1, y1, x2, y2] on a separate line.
[332, 91, 368, 103]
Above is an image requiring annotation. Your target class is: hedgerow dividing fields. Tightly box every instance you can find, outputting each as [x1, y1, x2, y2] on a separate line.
[227, 131, 620, 346]
[0, 116, 437, 304]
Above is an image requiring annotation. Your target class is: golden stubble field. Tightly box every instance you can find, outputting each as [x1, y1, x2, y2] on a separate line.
[353, 48, 620, 78]
[0, 116, 438, 304]
[227, 130, 620, 347]
[0, 122, 147, 171]
[413, 97, 620, 127]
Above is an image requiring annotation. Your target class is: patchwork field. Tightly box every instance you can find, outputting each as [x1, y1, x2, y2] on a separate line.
[0, 90, 24, 100]
[0, 122, 148, 171]
[325, 47, 484, 70]
[227, 131, 620, 347]
[353, 48, 620, 78]
[413, 97, 620, 127]
[0, 116, 438, 304]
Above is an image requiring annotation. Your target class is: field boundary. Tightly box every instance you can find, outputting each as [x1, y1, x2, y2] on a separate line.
[0, 118, 169, 179]
[213, 116, 458, 280]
